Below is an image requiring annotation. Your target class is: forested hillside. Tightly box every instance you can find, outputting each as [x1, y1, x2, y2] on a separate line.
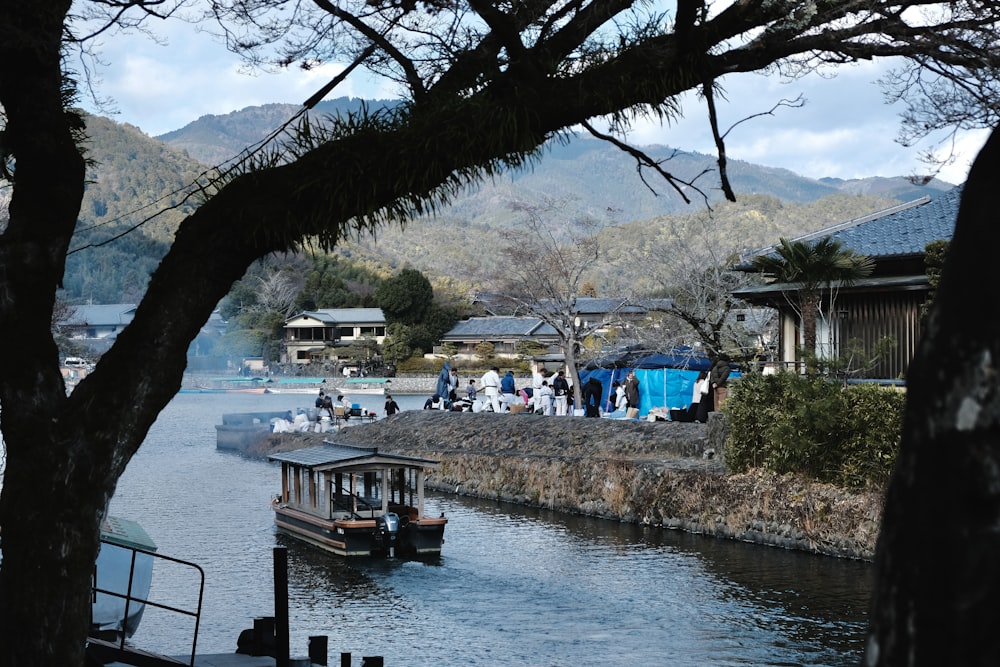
[57, 108, 953, 305]
[64, 115, 204, 303]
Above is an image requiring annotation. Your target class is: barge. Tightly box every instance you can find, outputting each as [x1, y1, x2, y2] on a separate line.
[268, 443, 447, 558]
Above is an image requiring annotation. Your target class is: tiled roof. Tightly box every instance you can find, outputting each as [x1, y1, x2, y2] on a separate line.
[287, 308, 386, 325]
[268, 443, 438, 469]
[790, 185, 961, 259]
[63, 304, 137, 326]
[443, 316, 559, 338]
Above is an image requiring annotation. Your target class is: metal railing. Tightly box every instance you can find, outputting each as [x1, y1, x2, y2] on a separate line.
[89, 544, 205, 667]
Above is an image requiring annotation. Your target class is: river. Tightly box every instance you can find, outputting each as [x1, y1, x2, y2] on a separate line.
[107, 391, 873, 666]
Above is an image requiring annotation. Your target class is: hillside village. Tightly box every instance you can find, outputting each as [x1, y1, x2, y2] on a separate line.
[53, 110, 962, 391]
[59, 178, 961, 390]
[49, 112, 958, 378]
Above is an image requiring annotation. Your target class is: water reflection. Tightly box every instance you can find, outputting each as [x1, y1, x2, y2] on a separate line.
[108, 392, 871, 666]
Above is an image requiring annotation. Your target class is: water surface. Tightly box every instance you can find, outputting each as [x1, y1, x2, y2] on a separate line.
[108, 392, 872, 666]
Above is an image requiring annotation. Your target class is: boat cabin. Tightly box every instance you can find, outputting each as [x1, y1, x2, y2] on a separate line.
[269, 443, 447, 558]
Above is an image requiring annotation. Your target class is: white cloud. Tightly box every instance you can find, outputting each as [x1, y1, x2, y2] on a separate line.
[84, 22, 397, 136]
[619, 61, 986, 183]
[83, 23, 987, 182]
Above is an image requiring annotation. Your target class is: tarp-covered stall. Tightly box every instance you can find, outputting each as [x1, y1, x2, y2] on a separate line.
[578, 347, 718, 418]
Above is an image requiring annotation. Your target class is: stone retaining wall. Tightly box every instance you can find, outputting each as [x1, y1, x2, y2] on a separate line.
[255, 411, 883, 560]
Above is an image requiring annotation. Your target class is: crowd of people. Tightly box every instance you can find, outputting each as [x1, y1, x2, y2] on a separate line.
[419, 358, 732, 421]
[271, 358, 731, 427]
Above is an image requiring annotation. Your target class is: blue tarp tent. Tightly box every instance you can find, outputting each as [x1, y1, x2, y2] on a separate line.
[577, 348, 718, 417]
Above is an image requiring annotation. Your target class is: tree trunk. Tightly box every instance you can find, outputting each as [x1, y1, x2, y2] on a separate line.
[799, 291, 820, 359]
[863, 127, 1000, 665]
[564, 336, 583, 414]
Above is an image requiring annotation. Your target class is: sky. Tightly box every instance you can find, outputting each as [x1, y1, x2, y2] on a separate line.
[84, 16, 988, 186]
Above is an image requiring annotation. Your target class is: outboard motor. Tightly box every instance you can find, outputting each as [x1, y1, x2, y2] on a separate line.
[375, 512, 400, 556]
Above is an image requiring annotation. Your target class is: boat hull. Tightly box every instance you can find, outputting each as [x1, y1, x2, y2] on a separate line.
[273, 503, 445, 558]
[92, 517, 157, 639]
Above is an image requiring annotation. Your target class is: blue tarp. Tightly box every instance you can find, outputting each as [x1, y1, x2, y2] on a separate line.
[577, 348, 723, 418]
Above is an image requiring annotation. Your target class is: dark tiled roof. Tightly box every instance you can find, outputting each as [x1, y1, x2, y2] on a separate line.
[268, 443, 439, 469]
[793, 185, 961, 259]
[443, 316, 558, 338]
[286, 308, 386, 325]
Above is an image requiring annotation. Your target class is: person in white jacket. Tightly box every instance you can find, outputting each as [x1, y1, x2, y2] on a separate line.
[691, 371, 710, 423]
[480, 366, 503, 413]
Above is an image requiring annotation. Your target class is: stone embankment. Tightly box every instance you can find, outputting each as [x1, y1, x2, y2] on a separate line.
[250, 411, 884, 561]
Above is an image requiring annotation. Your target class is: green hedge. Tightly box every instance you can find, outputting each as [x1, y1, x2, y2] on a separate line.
[724, 372, 904, 488]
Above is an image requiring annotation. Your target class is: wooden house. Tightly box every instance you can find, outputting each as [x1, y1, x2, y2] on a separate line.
[733, 185, 961, 380]
[283, 308, 387, 364]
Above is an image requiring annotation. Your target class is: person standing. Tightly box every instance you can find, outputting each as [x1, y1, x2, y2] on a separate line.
[615, 381, 627, 412]
[552, 370, 570, 416]
[436, 362, 452, 402]
[581, 377, 603, 417]
[537, 380, 554, 415]
[466, 379, 478, 401]
[710, 355, 732, 412]
[448, 367, 461, 402]
[530, 363, 546, 413]
[624, 371, 640, 417]
[384, 394, 400, 416]
[500, 370, 517, 412]
[480, 366, 502, 413]
[694, 371, 711, 423]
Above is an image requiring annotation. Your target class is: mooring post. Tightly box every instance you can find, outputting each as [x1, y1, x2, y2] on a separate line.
[274, 547, 290, 667]
[309, 636, 328, 666]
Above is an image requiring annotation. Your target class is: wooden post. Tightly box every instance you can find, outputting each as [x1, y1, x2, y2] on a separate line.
[274, 547, 289, 667]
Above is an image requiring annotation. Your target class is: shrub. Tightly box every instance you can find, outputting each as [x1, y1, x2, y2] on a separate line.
[724, 371, 903, 488]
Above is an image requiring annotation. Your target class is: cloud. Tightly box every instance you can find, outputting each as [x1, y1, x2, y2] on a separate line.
[83, 24, 986, 182]
[86, 22, 398, 137]
[620, 61, 986, 183]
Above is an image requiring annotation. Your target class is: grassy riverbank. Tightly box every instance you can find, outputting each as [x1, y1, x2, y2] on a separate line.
[249, 411, 885, 560]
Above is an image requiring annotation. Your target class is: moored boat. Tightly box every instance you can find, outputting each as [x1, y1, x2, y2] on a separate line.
[91, 515, 157, 640]
[269, 443, 447, 558]
[187, 377, 271, 393]
[338, 377, 392, 395]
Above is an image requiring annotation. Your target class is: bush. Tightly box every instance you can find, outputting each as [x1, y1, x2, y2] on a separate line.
[395, 357, 446, 373]
[724, 371, 904, 488]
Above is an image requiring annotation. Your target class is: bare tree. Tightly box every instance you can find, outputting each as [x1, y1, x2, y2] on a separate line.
[490, 203, 622, 409]
[626, 206, 773, 365]
[4, 1, 1000, 663]
[255, 269, 304, 318]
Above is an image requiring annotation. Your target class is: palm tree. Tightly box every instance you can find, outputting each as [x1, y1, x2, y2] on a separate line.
[752, 237, 874, 370]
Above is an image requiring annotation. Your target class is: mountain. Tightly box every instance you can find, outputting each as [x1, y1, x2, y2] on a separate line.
[156, 98, 400, 167]
[158, 99, 954, 224]
[57, 106, 955, 304]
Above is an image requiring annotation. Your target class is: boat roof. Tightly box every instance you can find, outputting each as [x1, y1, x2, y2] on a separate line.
[100, 516, 157, 552]
[268, 442, 439, 472]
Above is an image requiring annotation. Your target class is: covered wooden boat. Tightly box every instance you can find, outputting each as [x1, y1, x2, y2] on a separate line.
[269, 443, 447, 558]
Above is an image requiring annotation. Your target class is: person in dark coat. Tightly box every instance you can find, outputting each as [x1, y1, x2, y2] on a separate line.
[581, 377, 603, 417]
[624, 371, 640, 414]
[436, 362, 452, 401]
[384, 395, 400, 416]
[710, 356, 732, 411]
